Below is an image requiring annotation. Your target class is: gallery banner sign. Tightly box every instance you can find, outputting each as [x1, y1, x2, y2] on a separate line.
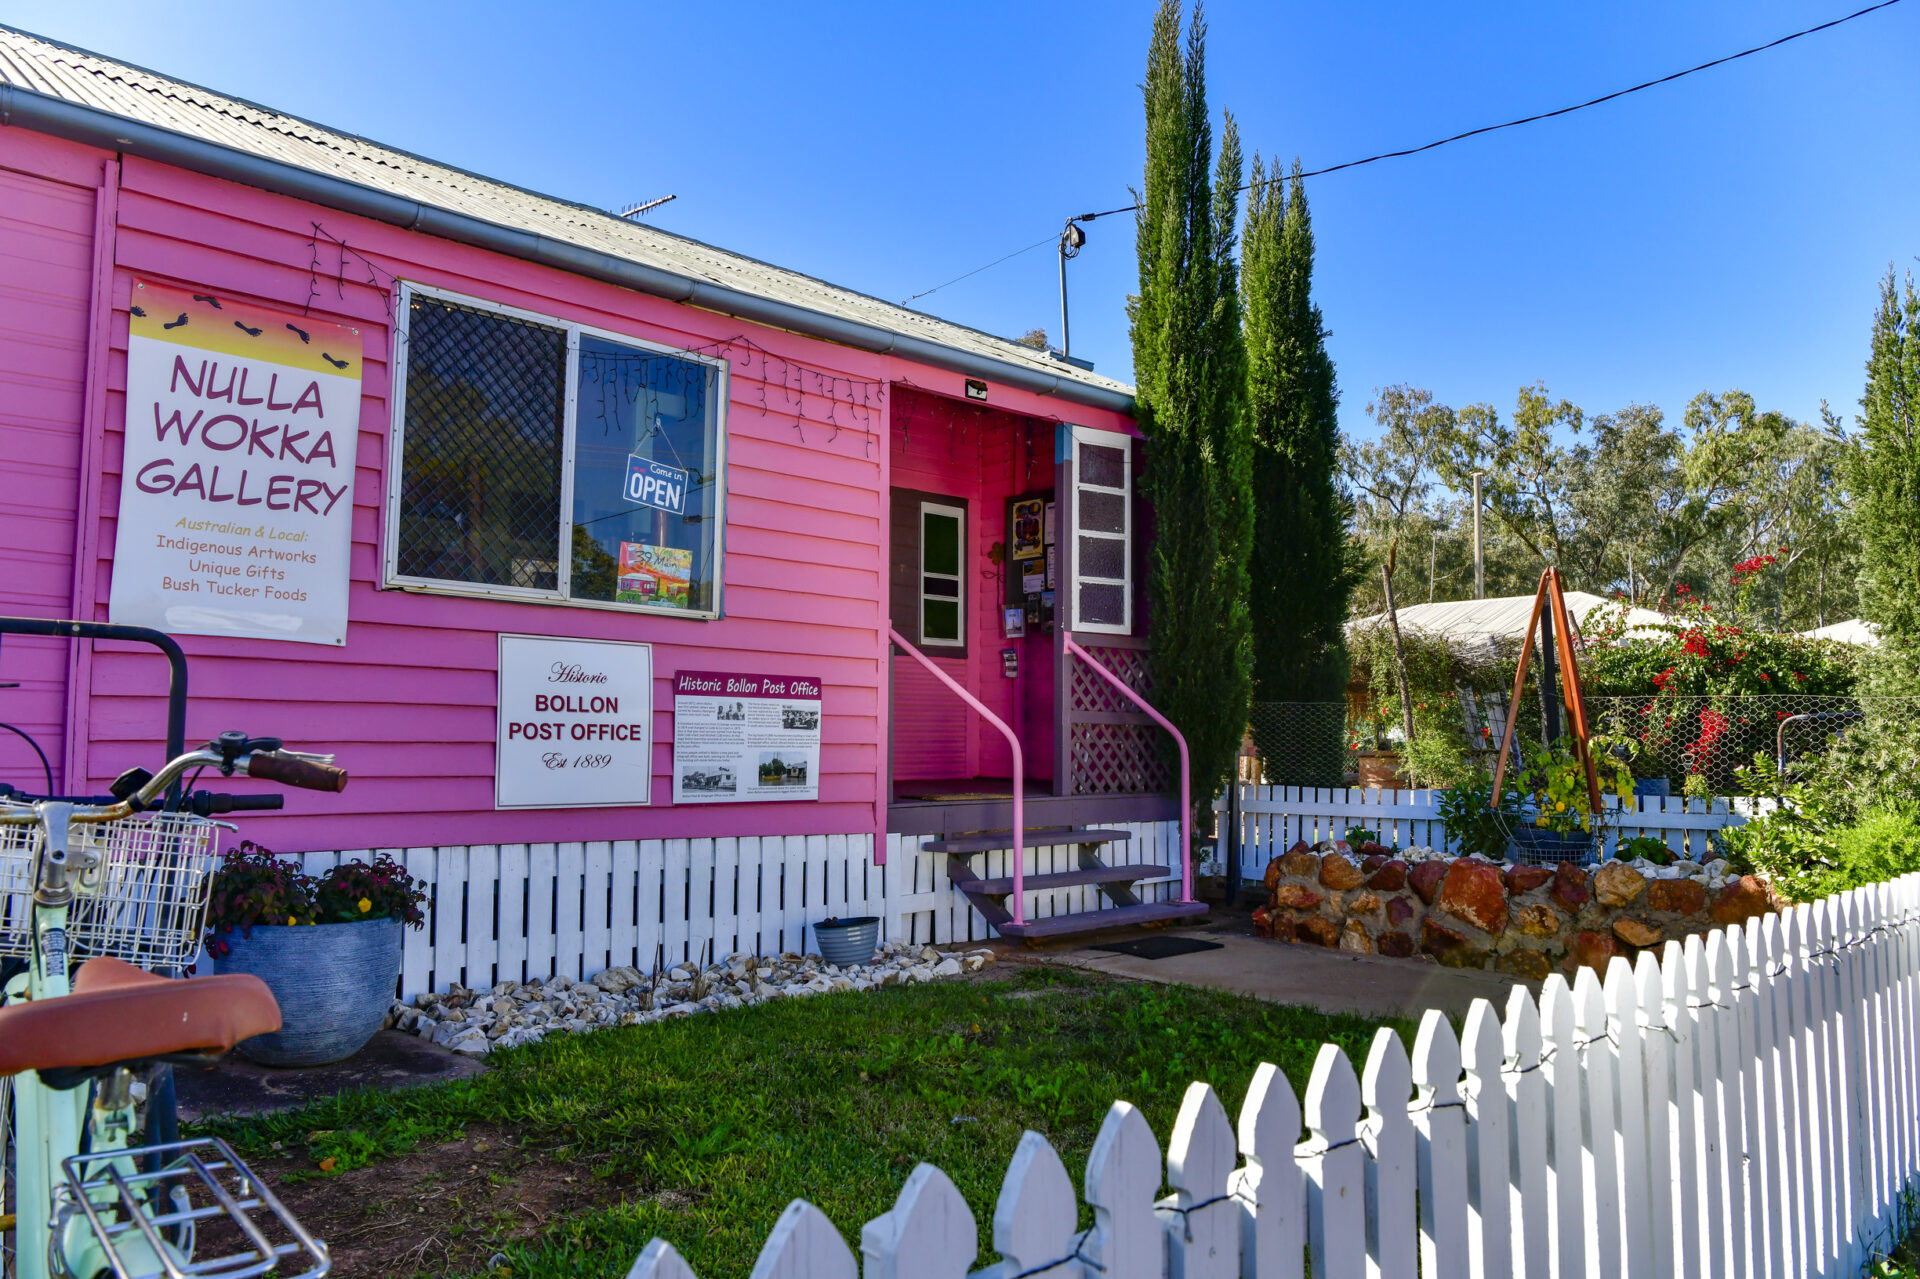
[109, 281, 361, 645]
[496, 634, 654, 809]
[672, 670, 821, 804]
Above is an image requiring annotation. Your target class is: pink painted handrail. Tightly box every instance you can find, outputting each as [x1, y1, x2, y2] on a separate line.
[888, 628, 1027, 926]
[1063, 636, 1191, 904]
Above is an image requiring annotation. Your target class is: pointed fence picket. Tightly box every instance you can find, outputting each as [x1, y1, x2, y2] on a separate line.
[619, 874, 1920, 1279]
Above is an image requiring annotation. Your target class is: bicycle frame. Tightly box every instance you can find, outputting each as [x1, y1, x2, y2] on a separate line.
[10, 892, 171, 1279]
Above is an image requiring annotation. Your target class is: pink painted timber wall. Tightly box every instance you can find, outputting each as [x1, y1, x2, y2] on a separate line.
[0, 126, 1134, 853]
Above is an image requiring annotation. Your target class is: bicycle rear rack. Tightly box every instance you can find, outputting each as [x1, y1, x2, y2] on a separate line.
[60, 1136, 329, 1278]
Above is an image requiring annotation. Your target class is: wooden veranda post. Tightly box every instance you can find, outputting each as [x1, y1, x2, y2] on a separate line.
[1488, 568, 1603, 818]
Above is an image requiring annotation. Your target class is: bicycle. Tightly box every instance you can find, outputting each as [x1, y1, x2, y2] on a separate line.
[0, 619, 347, 1279]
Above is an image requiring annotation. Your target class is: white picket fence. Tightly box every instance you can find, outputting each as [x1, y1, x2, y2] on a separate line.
[628, 874, 1920, 1279]
[301, 822, 1182, 998]
[1224, 785, 1763, 872]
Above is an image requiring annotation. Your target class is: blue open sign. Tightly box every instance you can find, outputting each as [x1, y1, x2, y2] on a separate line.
[624, 456, 688, 514]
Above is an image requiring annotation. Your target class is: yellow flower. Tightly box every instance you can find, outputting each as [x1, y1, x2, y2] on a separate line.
[1555, 800, 1566, 811]
[287, 915, 297, 926]
[358, 897, 372, 913]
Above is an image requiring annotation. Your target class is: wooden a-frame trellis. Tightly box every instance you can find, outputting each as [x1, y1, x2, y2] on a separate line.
[1488, 566, 1605, 819]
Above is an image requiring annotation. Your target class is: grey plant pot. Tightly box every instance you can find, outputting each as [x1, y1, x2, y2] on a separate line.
[210, 916, 402, 1067]
[812, 916, 879, 967]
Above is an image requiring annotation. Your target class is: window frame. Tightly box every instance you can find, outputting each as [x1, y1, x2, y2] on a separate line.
[1069, 424, 1133, 635]
[918, 500, 966, 649]
[383, 281, 731, 620]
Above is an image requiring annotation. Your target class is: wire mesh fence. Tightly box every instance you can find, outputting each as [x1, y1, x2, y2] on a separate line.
[1246, 693, 1920, 796]
[1245, 702, 1351, 788]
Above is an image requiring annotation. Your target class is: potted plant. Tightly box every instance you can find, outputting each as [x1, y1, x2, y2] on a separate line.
[205, 843, 426, 1066]
[1508, 735, 1637, 866]
[811, 915, 880, 967]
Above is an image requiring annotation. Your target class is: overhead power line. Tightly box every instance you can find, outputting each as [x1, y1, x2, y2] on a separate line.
[904, 0, 1907, 306]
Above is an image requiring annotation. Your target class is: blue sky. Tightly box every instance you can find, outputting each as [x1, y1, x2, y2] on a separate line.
[15, 1, 1918, 439]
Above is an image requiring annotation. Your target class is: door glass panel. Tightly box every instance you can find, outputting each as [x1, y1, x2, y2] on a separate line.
[924, 599, 960, 641]
[1079, 442, 1126, 489]
[923, 512, 960, 576]
[1080, 491, 1125, 535]
[1079, 536, 1126, 580]
[1079, 583, 1125, 626]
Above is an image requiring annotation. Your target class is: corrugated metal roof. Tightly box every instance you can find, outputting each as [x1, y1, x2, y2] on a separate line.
[0, 26, 1133, 404]
[1347, 591, 1670, 650]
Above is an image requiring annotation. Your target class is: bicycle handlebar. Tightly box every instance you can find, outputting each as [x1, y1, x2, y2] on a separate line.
[243, 751, 348, 793]
[0, 736, 348, 824]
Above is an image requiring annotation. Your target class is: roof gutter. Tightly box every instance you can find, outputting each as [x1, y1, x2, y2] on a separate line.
[1, 84, 1134, 416]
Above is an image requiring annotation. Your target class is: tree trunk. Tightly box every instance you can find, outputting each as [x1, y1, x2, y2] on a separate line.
[1381, 550, 1416, 745]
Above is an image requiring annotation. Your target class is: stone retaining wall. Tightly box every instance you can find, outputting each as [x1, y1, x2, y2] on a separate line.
[1251, 841, 1782, 979]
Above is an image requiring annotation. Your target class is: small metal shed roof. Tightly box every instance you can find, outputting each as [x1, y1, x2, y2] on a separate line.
[1347, 591, 1669, 650]
[0, 25, 1134, 413]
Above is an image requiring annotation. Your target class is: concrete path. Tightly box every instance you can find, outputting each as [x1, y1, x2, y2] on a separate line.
[1044, 930, 1532, 1022]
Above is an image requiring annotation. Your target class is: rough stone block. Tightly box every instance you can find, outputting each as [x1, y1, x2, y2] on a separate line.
[1319, 855, 1365, 891]
[1409, 860, 1449, 905]
[1513, 903, 1562, 938]
[1498, 949, 1553, 981]
[1711, 875, 1774, 926]
[1550, 863, 1591, 912]
[1273, 883, 1324, 910]
[1421, 918, 1484, 967]
[1251, 904, 1273, 938]
[1367, 859, 1409, 891]
[1438, 860, 1509, 934]
[1647, 878, 1707, 915]
[1612, 917, 1663, 949]
[1385, 895, 1417, 927]
[1594, 861, 1648, 908]
[1297, 916, 1341, 947]
[1279, 844, 1319, 878]
[1263, 857, 1283, 891]
[1361, 853, 1388, 874]
[1505, 864, 1554, 895]
[1339, 921, 1374, 954]
[1570, 930, 1617, 972]
[1376, 930, 1416, 958]
[1269, 914, 1297, 944]
[1348, 891, 1382, 916]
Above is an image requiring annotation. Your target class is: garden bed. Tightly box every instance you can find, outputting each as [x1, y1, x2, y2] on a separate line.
[194, 965, 1402, 1278]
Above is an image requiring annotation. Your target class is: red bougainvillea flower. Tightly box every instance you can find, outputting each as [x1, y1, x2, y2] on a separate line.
[1676, 583, 1691, 594]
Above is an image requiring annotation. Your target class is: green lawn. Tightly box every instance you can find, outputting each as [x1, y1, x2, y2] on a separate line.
[200, 967, 1403, 1278]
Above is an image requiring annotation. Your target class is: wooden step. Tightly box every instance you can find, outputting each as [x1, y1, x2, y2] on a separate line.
[994, 900, 1211, 940]
[921, 827, 1131, 856]
[954, 864, 1172, 896]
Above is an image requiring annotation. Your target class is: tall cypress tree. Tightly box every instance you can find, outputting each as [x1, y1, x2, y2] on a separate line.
[1855, 269, 1920, 695]
[1242, 158, 1352, 781]
[1128, 0, 1252, 824]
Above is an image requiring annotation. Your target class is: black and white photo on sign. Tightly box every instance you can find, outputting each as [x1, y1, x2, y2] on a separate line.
[781, 707, 819, 731]
[679, 763, 736, 793]
[716, 701, 746, 721]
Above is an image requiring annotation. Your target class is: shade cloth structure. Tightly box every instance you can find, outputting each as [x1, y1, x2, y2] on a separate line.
[1798, 618, 1881, 647]
[1345, 591, 1667, 653]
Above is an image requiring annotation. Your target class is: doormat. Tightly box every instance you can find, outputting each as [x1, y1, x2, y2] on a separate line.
[1090, 936, 1224, 961]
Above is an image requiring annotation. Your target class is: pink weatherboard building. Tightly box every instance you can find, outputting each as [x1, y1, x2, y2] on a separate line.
[0, 29, 1200, 981]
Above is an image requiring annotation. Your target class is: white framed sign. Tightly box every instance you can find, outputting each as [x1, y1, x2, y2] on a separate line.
[109, 281, 360, 645]
[495, 634, 653, 809]
[672, 670, 821, 804]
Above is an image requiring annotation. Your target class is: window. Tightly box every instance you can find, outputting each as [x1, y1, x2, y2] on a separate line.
[1070, 425, 1132, 633]
[386, 284, 728, 617]
[919, 501, 965, 647]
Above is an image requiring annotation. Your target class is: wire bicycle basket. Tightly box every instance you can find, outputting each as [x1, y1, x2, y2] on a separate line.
[0, 811, 219, 968]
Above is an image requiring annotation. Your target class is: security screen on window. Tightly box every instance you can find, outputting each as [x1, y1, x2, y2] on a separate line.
[388, 286, 727, 617]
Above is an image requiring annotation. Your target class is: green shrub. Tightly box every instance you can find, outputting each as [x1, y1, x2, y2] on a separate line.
[1436, 772, 1523, 861]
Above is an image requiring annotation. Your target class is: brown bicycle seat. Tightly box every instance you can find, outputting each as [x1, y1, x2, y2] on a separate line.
[0, 957, 281, 1078]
